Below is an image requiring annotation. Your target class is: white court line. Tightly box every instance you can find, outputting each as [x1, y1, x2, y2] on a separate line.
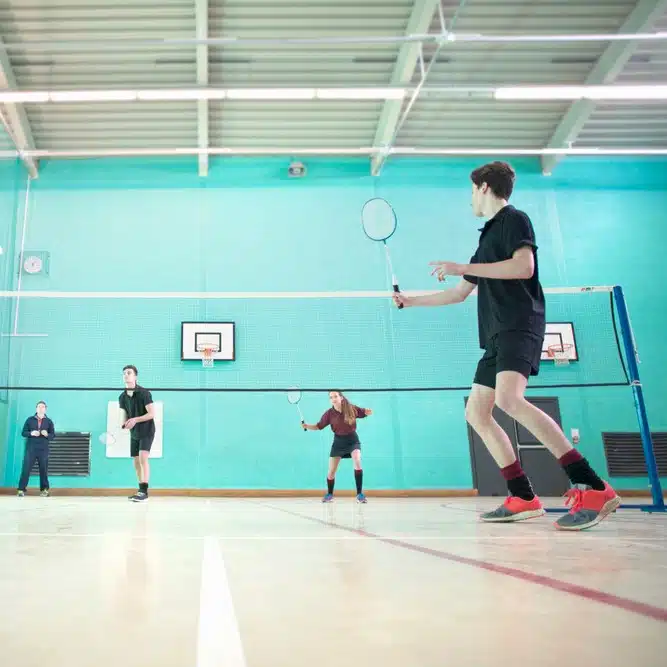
[196, 536, 247, 667]
[0, 532, 664, 542]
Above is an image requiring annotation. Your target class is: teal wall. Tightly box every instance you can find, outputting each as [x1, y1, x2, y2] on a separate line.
[1, 156, 666, 492]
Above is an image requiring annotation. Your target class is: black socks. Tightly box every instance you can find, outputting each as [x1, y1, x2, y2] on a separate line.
[354, 469, 363, 494]
[501, 461, 535, 501]
[559, 450, 605, 490]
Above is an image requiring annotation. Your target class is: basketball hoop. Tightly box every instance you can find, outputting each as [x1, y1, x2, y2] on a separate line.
[547, 343, 574, 366]
[196, 343, 219, 368]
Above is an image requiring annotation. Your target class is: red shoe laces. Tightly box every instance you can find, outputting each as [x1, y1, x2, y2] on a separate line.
[563, 487, 585, 513]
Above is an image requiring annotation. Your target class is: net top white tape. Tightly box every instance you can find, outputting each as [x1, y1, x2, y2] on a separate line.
[0, 286, 615, 299]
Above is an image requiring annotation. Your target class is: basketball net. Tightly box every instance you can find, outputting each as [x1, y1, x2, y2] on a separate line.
[197, 344, 217, 368]
[547, 343, 573, 366]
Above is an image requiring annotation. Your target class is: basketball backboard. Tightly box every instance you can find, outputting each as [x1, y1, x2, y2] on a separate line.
[181, 321, 235, 362]
[541, 322, 578, 362]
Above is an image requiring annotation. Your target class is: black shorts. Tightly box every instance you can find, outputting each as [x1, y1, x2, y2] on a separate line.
[473, 331, 543, 390]
[330, 434, 360, 459]
[130, 435, 154, 458]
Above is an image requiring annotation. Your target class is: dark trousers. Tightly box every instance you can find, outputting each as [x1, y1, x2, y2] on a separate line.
[18, 443, 49, 491]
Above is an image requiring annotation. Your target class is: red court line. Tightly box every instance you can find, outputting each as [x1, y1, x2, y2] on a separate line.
[267, 504, 667, 624]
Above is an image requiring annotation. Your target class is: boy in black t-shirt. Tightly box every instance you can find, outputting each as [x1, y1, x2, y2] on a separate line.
[119, 365, 155, 502]
[393, 161, 620, 531]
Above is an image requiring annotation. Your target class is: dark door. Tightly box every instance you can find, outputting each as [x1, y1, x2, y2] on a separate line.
[514, 397, 571, 497]
[466, 396, 571, 497]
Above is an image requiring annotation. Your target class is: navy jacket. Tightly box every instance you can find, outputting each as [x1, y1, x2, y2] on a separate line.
[22, 415, 55, 448]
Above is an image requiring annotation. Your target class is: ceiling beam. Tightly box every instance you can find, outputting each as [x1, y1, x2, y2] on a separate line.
[370, 0, 441, 176]
[196, 0, 209, 177]
[541, 0, 667, 175]
[0, 38, 38, 178]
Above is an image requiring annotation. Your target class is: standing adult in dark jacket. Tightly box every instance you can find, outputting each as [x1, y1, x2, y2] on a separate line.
[17, 401, 55, 497]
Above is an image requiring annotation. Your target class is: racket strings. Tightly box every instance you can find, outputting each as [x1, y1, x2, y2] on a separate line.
[361, 198, 397, 241]
[287, 389, 302, 404]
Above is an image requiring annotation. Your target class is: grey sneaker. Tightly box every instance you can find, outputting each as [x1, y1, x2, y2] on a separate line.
[130, 492, 148, 503]
[480, 495, 545, 522]
[554, 483, 621, 531]
[17, 490, 25, 497]
[40, 490, 50, 497]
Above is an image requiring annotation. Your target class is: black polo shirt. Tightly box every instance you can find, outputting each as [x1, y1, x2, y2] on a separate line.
[118, 385, 156, 440]
[463, 205, 545, 349]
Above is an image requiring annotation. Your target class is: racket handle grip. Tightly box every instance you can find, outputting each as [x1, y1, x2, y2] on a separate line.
[393, 284, 403, 309]
[301, 420, 306, 431]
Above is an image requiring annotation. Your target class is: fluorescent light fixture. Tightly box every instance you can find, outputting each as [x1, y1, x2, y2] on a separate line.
[455, 31, 667, 44]
[49, 90, 137, 102]
[226, 88, 316, 100]
[0, 87, 410, 103]
[495, 85, 667, 100]
[216, 147, 373, 155]
[0, 91, 49, 103]
[137, 89, 226, 100]
[390, 147, 667, 156]
[2, 146, 665, 160]
[9, 147, 377, 158]
[15, 85, 667, 104]
[316, 87, 406, 100]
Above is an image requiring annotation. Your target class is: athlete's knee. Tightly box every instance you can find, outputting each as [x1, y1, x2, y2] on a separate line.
[465, 398, 492, 430]
[495, 390, 524, 417]
[495, 370, 530, 417]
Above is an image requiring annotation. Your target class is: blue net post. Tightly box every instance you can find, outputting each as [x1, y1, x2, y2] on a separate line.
[613, 285, 665, 512]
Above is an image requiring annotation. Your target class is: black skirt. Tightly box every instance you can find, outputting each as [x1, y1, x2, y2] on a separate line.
[329, 433, 361, 459]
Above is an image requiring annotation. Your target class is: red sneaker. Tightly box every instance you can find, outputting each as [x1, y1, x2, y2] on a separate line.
[480, 495, 545, 522]
[555, 482, 621, 531]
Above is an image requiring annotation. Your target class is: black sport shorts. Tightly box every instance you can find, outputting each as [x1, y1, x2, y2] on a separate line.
[473, 331, 543, 390]
[130, 435, 154, 458]
[330, 434, 361, 459]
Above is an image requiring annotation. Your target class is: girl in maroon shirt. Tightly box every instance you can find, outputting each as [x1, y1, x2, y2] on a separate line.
[302, 390, 372, 503]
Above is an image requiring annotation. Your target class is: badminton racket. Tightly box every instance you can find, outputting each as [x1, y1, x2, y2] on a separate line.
[361, 197, 402, 308]
[287, 387, 306, 430]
